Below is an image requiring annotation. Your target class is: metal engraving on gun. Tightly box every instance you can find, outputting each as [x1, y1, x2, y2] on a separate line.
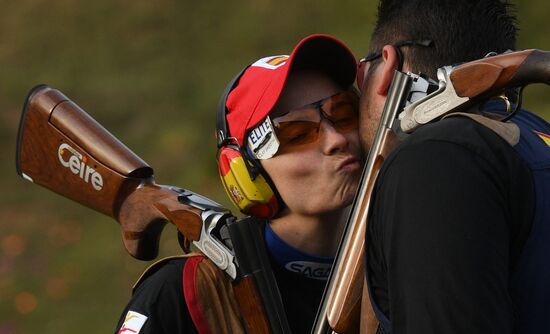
[399, 66, 470, 132]
[175, 186, 238, 279]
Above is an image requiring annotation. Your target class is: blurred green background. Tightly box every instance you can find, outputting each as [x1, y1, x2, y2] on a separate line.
[1, 1, 548, 333]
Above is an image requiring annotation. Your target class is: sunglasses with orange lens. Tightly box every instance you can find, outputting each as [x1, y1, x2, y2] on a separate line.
[271, 90, 359, 151]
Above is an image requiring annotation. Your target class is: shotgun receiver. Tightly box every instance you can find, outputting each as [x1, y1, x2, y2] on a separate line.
[16, 85, 290, 333]
[313, 49, 550, 333]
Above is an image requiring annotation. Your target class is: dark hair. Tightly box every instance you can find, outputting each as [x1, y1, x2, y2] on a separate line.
[368, 0, 518, 78]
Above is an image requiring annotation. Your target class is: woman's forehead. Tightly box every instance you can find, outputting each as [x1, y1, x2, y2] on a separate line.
[270, 69, 342, 118]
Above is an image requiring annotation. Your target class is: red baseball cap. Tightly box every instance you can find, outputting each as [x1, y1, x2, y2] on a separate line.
[225, 34, 357, 146]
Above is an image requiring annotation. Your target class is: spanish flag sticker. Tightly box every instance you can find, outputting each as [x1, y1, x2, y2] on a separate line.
[266, 56, 289, 67]
[251, 55, 289, 70]
[534, 130, 550, 147]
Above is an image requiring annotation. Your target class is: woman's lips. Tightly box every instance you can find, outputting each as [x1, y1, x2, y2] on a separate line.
[338, 156, 361, 172]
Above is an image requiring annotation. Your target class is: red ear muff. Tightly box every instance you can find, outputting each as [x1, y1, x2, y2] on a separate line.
[217, 146, 278, 218]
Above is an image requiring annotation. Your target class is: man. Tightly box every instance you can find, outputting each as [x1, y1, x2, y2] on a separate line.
[358, 1, 550, 333]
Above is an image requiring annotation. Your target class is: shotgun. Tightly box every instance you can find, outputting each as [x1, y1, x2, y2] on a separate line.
[16, 85, 290, 333]
[312, 49, 550, 333]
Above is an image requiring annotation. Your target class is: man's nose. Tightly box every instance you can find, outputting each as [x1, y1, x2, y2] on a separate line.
[319, 120, 349, 155]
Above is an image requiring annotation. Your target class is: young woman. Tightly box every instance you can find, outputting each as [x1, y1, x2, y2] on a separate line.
[115, 34, 363, 334]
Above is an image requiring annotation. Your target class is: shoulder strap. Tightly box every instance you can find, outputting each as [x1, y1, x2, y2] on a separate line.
[443, 112, 520, 146]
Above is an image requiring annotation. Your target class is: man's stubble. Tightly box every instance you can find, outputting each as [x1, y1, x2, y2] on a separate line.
[358, 74, 383, 154]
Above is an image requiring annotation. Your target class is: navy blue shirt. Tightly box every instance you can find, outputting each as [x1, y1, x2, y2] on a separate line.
[366, 115, 535, 333]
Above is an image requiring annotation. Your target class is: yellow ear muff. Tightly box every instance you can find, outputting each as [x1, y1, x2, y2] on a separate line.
[217, 146, 278, 218]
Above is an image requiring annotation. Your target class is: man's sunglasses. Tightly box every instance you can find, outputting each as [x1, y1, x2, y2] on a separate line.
[248, 90, 359, 159]
[356, 39, 433, 89]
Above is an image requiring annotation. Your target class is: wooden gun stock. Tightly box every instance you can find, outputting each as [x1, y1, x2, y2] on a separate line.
[16, 85, 289, 333]
[325, 131, 398, 334]
[450, 49, 550, 98]
[16, 85, 202, 260]
[233, 272, 272, 333]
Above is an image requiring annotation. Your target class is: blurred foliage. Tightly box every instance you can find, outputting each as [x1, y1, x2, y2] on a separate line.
[0, 1, 548, 333]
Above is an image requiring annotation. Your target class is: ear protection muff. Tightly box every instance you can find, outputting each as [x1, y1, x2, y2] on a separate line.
[216, 66, 280, 218]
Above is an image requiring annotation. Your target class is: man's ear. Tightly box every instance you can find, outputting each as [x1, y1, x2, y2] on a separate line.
[375, 45, 400, 96]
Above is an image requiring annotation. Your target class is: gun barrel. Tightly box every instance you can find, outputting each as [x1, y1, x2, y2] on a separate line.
[312, 71, 411, 334]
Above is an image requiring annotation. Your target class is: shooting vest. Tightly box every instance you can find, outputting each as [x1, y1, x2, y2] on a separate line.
[506, 109, 550, 333]
[368, 108, 550, 333]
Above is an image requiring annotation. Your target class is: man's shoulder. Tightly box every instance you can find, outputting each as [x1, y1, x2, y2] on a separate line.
[403, 115, 507, 149]
[392, 114, 526, 165]
[378, 115, 530, 184]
